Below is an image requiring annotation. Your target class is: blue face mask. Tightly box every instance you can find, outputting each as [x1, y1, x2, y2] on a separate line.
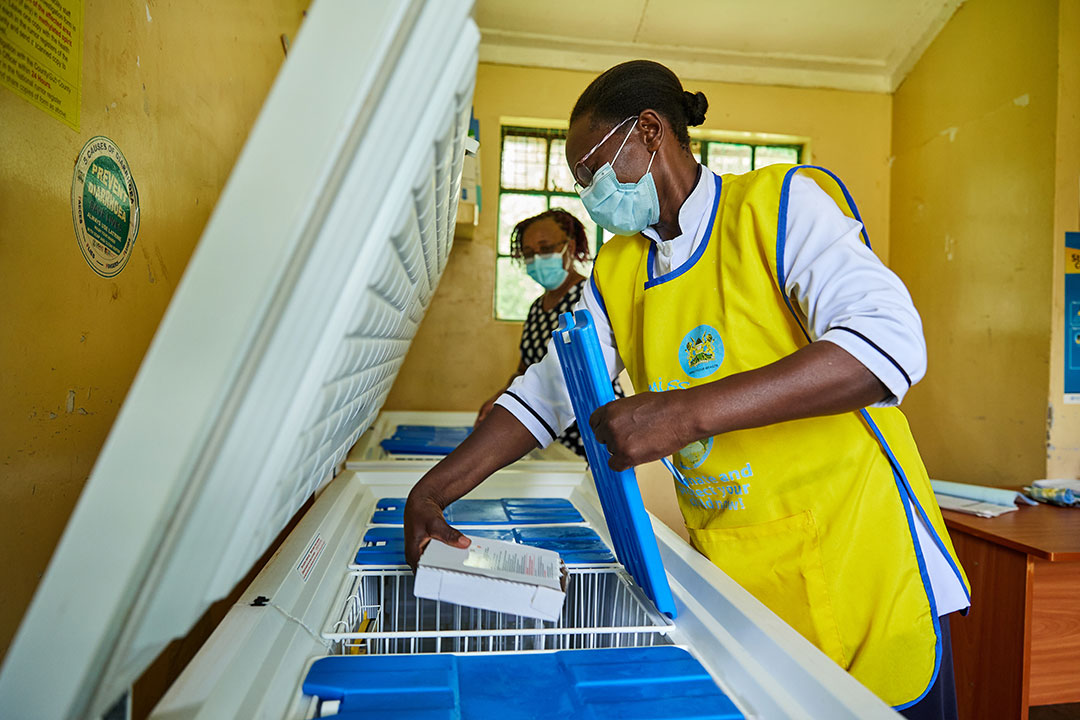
[577, 120, 660, 236]
[525, 252, 569, 290]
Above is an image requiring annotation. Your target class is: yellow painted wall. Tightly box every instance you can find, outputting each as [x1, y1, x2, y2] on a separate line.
[1048, 0, 1080, 476]
[890, 0, 1059, 486]
[0, 0, 307, 667]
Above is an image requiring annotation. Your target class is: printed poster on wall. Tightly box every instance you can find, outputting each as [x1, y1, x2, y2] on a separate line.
[1065, 232, 1080, 404]
[0, 0, 83, 131]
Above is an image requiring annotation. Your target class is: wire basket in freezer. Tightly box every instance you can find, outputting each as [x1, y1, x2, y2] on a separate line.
[323, 567, 675, 655]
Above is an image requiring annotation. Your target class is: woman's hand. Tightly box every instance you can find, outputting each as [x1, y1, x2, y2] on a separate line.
[589, 390, 695, 471]
[404, 488, 470, 569]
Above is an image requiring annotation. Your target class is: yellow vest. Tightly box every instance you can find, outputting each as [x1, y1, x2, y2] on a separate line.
[591, 164, 970, 708]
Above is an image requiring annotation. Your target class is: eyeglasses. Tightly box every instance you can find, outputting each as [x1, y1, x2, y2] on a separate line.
[520, 239, 568, 263]
[572, 115, 637, 188]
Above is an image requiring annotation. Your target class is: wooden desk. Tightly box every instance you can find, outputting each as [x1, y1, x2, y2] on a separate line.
[943, 503, 1080, 720]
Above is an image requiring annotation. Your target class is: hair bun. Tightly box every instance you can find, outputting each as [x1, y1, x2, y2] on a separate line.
[683, 90, 708, 126]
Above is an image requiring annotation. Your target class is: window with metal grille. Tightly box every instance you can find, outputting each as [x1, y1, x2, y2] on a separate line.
[495, 126, 802, 321]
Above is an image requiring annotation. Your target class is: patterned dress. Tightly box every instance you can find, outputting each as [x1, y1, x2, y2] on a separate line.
[519, 280, 624, 458]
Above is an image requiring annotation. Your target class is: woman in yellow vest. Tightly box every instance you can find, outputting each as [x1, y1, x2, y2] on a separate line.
[404, 60, 969, 720]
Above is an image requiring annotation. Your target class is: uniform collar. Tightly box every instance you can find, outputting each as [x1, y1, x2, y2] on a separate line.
[641, 164, 714, 247]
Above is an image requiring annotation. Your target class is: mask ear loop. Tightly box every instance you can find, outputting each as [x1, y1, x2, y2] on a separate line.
[610, 118, 638, 167]
[611, 119, 657, 180]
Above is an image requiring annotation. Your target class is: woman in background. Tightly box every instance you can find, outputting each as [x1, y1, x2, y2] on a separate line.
[477, 208, 622, 457]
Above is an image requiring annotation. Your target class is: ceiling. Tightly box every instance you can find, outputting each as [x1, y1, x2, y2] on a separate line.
[475, 0, 965, 93]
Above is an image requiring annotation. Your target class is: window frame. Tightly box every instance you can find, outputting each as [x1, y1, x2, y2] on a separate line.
[494, 125, 606, 322]
[496, 124, 606, 249]
[692, 138, 804, 172]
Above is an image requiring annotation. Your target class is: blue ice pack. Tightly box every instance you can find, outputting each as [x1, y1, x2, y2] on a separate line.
[302, 647, 744, 719]
[552, 310, 677, 618]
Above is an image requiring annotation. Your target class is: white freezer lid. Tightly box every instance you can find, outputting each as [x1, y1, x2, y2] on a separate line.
[0, 1, 479, 718]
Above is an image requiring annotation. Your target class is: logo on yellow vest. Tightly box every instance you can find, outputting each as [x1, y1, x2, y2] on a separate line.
[676, 436, 713, 470]
[679, 325, 723, 378]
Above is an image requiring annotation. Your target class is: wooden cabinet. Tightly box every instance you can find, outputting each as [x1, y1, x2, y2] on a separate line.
[944, 504, 1080, 720]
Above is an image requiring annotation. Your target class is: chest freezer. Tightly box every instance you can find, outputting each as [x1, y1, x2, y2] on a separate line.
[347, 410, 584, 471]
[151, 469, 899, 720]
[0, 1, 900, 718]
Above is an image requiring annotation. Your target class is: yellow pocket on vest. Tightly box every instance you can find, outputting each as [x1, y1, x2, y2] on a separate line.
[687, 510, 847, 667]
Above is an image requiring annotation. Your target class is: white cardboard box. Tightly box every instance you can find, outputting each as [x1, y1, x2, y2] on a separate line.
[414, 536, 568, 621]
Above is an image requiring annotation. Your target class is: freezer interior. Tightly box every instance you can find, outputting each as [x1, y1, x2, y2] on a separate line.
[347, 409, 583, 470]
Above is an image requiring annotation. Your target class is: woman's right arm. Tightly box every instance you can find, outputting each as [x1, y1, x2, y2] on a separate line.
[404, 405, 540, 567]
[408, 277, 623, 567]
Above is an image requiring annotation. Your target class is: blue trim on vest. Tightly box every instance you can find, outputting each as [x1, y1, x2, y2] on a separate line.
[860, 409, 971, 609]
[776, 164, 872, 311]
[643, 173, 722, 290]
[773, 164, 968, 707]
[886, 461, 943, 711]
[860, 408, 972, 709]
[776, 168, 811, 341]
[588, 274, 609, 324]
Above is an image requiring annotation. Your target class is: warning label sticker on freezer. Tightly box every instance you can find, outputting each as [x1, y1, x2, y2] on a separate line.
[296, 533, 326, 583]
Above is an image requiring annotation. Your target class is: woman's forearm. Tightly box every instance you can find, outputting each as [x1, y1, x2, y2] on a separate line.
[411, 405, 540, 506]
[405, 406, 541, 566]
[591, 341, 888, 471]
[686, 340, 888, 439]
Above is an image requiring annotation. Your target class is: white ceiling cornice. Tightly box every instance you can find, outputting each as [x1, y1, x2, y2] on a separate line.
[478, 0, 964, 94]
[886, 0, 964, 92]
[480, 29, 890, 92]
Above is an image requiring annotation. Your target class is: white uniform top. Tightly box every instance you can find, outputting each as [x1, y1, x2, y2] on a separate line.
[494, 166, 969, 616]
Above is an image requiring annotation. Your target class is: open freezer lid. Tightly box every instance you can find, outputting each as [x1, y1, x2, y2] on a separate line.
[0, 1, 479, 718]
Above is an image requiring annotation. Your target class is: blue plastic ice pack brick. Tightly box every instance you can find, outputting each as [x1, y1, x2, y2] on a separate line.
[302, 647, 744, 719]
[553, 309, 677, 618]
[370, 497, 583, 525]
[353, 526, 615, 565]
[379, 424, 473, 456]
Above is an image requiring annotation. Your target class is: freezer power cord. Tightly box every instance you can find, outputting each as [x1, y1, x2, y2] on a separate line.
[266, 599, 333, 650]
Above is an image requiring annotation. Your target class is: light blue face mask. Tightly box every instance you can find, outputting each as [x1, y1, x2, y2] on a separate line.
[525, 252, 569, 290]
[577, 119, 660, 236]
